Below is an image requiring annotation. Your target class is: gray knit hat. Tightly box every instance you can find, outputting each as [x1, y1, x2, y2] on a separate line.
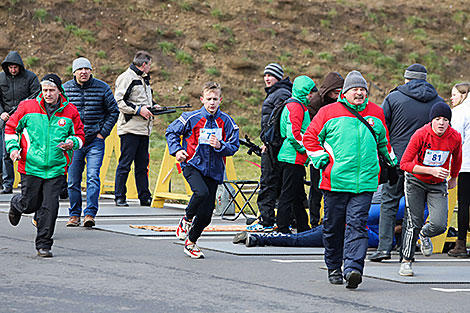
[404, 63, 427, 80]
[264, 63, 284, 81]
[72, 57, 92, 73]
[343, 70, 368, 94]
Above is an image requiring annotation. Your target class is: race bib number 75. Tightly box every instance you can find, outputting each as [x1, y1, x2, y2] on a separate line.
[199, 128, 222, 144]
[423, 149, 449, 166]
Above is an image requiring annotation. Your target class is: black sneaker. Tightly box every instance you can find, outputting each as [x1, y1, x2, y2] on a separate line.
[345, 270, 362, 289]
[328, 269, 343, 285]
[37, 248, 53, 258]
[368, 250, 391, 262]
[140, 198, 152, 206]
[115, 197, 129, 207]
[8, 204, 21, 226]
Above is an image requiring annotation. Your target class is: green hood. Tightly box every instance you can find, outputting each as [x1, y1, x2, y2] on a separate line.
[292, 75, 316, 106]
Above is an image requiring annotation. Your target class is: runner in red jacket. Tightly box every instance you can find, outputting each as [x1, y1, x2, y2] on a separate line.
[399, 102, 462, 277]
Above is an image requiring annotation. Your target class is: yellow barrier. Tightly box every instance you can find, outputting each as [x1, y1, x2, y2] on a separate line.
[151, 144, 238, 208]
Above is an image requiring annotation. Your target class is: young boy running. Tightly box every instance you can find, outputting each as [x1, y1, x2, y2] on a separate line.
[399, 102, 462, 276]
[166, 82, 239, 258]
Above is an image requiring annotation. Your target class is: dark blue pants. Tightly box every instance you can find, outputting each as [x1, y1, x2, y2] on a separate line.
[114, 134, 151, 202]
[322, 191, 372, 276]
[183, 166, 218, 243]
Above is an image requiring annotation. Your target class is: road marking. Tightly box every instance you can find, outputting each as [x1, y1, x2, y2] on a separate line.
[271, 259, 470, 263]
[271, 259, 325, 263]
[432, 288, 470, 293]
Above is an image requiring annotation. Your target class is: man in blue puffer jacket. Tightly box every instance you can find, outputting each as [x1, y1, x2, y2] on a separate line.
[63, 57, 119, 227]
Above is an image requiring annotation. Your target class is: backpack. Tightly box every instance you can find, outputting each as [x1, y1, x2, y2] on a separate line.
[263, 97, 302, 154]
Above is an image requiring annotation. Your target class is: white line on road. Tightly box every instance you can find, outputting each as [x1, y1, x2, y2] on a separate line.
[431, 288, 470, 293]
[271, 259, 470, 263]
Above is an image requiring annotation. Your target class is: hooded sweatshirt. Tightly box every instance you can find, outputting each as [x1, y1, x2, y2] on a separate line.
[307, 72, 344, 120]
[277, 76, 315, 165]
[0, 51, 40, 114]
[400, 123, 461, 184]
[452, 96, 470, 172]
[382, 79, 443, 161]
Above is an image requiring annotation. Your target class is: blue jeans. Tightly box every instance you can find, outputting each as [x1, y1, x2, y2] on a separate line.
[0, 125, 14, 189]
[254, 226, 324, 247]
[68, 137, 105, 217]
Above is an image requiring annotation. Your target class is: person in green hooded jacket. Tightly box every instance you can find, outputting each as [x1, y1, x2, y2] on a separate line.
[276, 75, 317, 234]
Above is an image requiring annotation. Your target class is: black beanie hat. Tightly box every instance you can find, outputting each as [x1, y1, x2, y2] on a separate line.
[429, 102, 452, 122]
[41, 73, 64, 93]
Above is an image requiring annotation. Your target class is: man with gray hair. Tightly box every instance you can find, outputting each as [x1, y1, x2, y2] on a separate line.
[304, 70, 397, 289]
[369, 63, 443, 262]
[114, 51, 155, 207]
[63, 57, 119, 227]
[6, 73, 84, 257]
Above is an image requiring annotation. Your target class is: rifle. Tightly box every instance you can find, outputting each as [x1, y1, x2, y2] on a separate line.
[239, 135, 262, 157]
[148, 103, 191, 116]
[124, 103, 191, 122]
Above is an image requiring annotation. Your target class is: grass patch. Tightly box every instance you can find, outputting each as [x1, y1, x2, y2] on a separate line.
[96, 50, 107, 59]
[33, 8, 48, 22]
[318, 51, 335, 62]
[175, 50, 193, 64]
[160, 68, 171, 81]
[206, 67, 221, 77]
[159, 41, 176, 54]
[25, 56, 39, 67]
[203, 42, 218, 53]
[65, 24, 96, 43]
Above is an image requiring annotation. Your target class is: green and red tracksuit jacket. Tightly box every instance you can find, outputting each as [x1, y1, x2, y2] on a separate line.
[277, 98, 311, 165]
[303, 95, 397, 193]
[277, 75, 315, 165]
[5, 92, 85, 179]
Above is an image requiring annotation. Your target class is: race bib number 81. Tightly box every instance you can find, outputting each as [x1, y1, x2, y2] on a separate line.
[199, 128, 222, 144]
[423, 149, 449, 166]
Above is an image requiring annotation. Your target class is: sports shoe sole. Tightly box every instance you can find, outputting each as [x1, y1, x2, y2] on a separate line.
[233, 231, 248, 244]
[345, 271, 362, 289]
[83, 220, 95, 227]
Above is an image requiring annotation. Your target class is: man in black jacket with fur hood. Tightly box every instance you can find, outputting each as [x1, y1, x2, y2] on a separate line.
[0, 51, 40, 194]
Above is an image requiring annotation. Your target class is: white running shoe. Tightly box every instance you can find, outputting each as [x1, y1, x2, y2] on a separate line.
[419, 232, 433, 256]
[184, 238, 204, 259]
[399, 262, 414, 276]
[176, 216, 191, 240]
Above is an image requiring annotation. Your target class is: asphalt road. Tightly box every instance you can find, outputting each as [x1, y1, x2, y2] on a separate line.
[1, 198, 469, 313]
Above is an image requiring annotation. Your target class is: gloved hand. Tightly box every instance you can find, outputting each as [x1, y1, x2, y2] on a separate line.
[388, 166, 399, 185]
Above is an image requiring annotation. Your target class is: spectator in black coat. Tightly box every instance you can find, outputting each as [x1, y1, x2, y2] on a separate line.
[0, 51, 40, 194]
[369, 63, 444, 262]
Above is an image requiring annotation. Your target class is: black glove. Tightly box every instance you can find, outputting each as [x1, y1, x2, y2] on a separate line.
[388, 166, 399, 186]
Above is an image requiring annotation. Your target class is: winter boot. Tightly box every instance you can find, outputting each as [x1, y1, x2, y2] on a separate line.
[448, 239, 468, 257]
